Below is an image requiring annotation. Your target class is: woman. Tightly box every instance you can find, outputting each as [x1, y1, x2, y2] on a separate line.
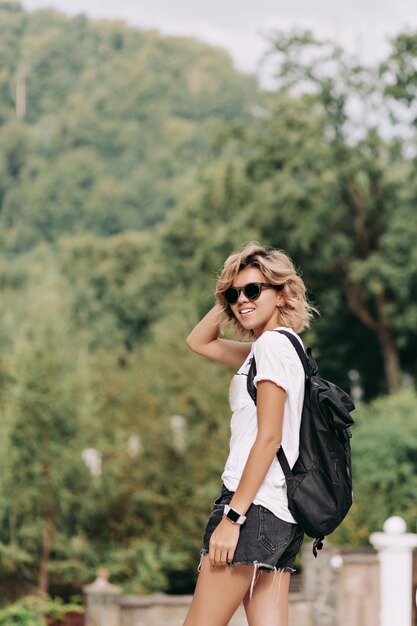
[183, 242, 315, 626]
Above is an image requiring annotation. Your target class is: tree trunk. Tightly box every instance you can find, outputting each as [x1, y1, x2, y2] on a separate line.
[16, 68, 26, 119]
[375, 294, 400, 394]
[377, 326, 400, 393]
[39, 494, 53, 595]
[39, 426, 53, 595]
[345, 281, 400, 394]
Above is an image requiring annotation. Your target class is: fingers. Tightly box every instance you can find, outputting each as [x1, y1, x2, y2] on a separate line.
[209, 544, 224, 567]
[208, 545, 236, 567]
[220, 549, 228, 566]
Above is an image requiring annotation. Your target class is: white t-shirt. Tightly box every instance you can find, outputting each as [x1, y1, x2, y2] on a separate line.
[221, 327, 305, 523]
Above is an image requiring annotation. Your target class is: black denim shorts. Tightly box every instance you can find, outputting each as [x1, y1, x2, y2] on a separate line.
[201, 484, 304, 573]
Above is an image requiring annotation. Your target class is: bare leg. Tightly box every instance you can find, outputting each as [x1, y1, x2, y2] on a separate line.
[183, 555, 255, 626]
[243, 570, 291, 626]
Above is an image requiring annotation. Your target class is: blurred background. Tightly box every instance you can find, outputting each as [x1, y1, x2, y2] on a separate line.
[0, 0, 417, 620]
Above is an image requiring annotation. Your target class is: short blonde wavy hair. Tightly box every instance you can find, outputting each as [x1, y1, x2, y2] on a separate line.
[215, 242, 316, 337]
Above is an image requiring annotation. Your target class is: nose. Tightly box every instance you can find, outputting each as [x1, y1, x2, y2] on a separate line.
[237, 289, 249, 304]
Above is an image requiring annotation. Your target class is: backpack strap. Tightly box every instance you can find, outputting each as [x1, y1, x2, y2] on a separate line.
[273, 330, 310, 379]
[272, 330, 308, 479]
[276, 446, 292, 478]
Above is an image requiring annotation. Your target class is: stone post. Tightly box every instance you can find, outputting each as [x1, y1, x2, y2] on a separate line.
[370, 516, 417, 626]
[83, 568, 122, 626]
[333, 549, 379, 626]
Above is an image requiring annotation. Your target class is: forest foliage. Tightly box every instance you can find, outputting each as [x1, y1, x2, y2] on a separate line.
[0, 0, 417, 600]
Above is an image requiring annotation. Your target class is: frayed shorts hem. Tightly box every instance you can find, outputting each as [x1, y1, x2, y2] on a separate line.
[198, 549, 296, 574]
[197, 549, 296, 599]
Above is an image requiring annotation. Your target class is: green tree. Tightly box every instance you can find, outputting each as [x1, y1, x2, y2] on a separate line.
[0, 267, 93, 595]
[210, 32, 417, 395]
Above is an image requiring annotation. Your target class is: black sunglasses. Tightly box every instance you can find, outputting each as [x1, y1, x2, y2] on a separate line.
[224, 282, 283, 305]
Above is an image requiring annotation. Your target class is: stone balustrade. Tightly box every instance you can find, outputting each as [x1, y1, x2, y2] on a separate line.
[83, 518, 417, 626]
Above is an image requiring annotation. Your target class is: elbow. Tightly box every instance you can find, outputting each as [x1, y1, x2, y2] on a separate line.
[270, 439, 282, 454]
[256, 434, 282, 454]
[186, 334, 215, 357]
[185, 334, 199, 353]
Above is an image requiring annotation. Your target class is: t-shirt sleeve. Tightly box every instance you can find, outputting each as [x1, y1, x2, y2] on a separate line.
[252, 331, 290, 393]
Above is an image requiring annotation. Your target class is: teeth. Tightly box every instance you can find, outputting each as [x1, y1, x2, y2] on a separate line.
[241, 309, 254, 314]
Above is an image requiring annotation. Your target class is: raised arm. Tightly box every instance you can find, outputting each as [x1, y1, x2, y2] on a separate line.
[186, 305, 251, 369]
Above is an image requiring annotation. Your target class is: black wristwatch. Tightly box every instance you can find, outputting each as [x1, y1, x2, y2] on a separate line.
[223, 505, 246, 525]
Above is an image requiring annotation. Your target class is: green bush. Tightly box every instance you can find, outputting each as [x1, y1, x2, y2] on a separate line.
[0, 596, 83, 626]
[332, 390, 417, 545]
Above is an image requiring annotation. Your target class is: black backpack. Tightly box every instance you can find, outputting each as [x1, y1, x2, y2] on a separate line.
[247, 330, 355, 556]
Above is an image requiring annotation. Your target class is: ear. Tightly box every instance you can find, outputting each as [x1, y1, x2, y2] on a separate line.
[275, 292, 284, 308]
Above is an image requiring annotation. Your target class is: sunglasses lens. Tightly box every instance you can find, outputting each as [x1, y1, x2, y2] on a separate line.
[224, 287, 239, 304]
[244, 283, 262, 300]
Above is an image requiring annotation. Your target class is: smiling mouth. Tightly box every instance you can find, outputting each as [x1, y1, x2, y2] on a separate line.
[239, 309, 255, 316]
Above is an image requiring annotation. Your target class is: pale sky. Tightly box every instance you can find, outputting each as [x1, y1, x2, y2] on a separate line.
[21, 0, 417, 79]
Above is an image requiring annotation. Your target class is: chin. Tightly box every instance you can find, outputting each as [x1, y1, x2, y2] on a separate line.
[244, 323, 259, 335]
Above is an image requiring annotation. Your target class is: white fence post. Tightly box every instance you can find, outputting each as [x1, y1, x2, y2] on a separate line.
[370, 516, 417, 626]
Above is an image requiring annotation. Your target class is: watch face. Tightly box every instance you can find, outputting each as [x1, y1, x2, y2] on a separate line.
[226, 508, 240, 523]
